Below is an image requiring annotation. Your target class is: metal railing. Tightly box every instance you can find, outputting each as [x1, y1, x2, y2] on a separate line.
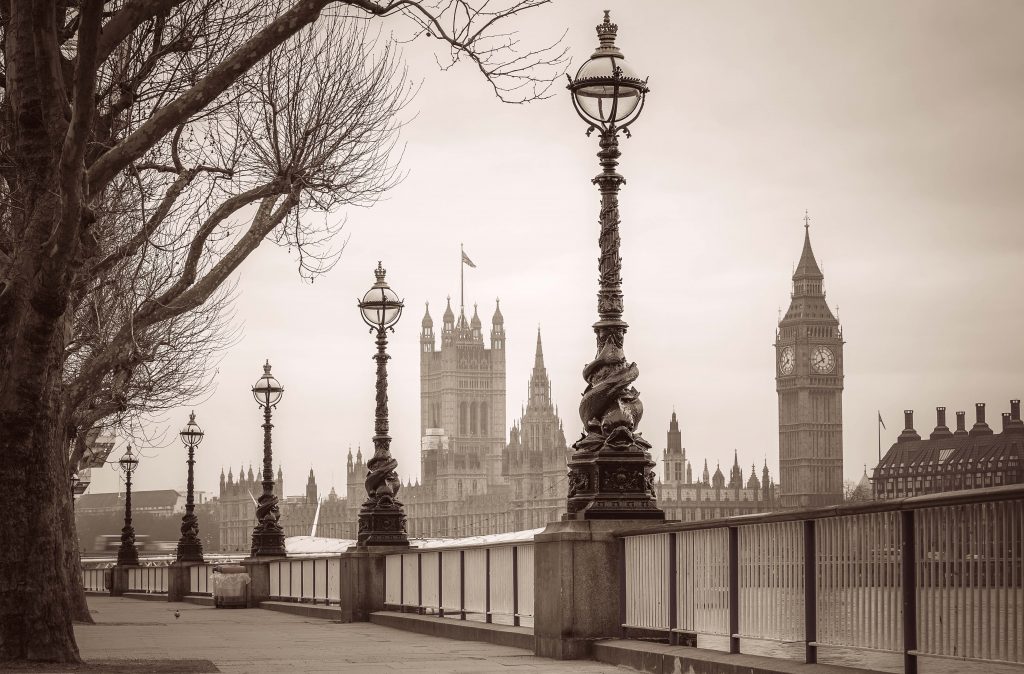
[383, 539, 535, 628]
[82, 564, 111, 592]
[268, 557, 342, 604]
[618, 485, 1024, 673]
[188, 563, 214, 596]
[127, 564, 169, 593]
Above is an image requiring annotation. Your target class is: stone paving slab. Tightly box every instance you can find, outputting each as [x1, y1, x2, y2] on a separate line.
[73, 597, 630, 673]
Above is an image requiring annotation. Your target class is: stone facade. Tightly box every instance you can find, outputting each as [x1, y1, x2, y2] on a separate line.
[656, 411, 777, 521]
[873, 402, 1024, 499]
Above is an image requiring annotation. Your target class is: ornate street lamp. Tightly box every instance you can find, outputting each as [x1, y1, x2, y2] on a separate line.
[176, 411, 205, 563]
[250, 360, 286, 557]
[564, 11, 663, 520]
[117, 445, 140, 566]
[355, 262, 409, 546]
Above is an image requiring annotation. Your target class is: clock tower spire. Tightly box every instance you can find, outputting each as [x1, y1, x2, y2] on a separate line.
[775, 213, 844, 507]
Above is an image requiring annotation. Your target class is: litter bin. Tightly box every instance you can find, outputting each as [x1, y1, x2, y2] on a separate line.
[212, 564, 250, 608]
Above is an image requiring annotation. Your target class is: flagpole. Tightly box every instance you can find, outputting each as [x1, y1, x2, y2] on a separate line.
[460, 242, 464, 314]
[877, 413, 881, 463]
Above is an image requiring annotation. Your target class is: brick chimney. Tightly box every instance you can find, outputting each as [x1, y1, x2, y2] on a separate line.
[929, 406, 953, 440]
[1002, 412, 1010, 433]
[969, 402, 993, 437]
[898, 410, 921, 443]
[1003, 399, 1024, 435]
[953, 411, 968, 437]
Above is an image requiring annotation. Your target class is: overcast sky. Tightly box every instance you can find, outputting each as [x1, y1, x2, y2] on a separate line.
[90, 0, 1024, 503]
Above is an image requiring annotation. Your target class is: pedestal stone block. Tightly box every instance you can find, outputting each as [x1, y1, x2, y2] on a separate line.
[168, 563, 193, 602]
[337, 547, 390, 623]
[242, 558, 274, 608]
[533, 519, 660, 660]
[110, 565, 132, 597]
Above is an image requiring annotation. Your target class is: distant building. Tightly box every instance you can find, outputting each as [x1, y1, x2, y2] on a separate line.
[656, 412, 777, 521]
[216, 465, 283, 552]
[873, 401, 1024, 499]
[775, 220, 845, 507]
[76, 489, 185, 516]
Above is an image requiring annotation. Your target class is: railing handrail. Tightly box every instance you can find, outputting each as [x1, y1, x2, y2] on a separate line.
[614, 484, 1024, 537]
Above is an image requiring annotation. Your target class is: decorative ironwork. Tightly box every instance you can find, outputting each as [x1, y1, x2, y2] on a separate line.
[356, 264, 409, 547]
[251, 363, 286, 557]
[117, 448, 139, 566]
[176, 412, 205, 563]
[565, 13, 663, 521]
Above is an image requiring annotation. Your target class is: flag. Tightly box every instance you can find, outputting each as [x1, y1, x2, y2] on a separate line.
[462, 251, 476, 268]
[878, 412, 886, 430]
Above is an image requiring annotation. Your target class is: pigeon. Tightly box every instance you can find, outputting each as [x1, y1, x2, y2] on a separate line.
[174, 610, 181, 619]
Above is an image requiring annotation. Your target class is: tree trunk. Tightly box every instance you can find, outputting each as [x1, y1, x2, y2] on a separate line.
[0, 302, 83, 661]
[63, 427, 94, 625]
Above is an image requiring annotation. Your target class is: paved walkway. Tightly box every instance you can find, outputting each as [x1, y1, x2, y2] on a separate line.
[74, 597, 630, 673]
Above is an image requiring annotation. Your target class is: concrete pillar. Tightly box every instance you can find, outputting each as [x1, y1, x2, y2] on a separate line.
[337, 547, 387, 623]
[533, 519, 656, 660]
[110, 565, 131, 597]
[167, 563, 193, 602]
[242, 558, 274, 608]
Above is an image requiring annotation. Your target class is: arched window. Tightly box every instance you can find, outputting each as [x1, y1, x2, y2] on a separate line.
[459, 403, 467, 435]
[480, 403, 488, 434]
[470, 402, 478, 435]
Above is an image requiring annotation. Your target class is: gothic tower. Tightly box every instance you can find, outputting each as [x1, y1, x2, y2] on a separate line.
[775, 216, 844, 507]
[662, 411, 688, 485]
[420, 296, 507, 492]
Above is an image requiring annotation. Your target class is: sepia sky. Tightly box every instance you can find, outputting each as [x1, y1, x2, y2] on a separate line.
[90, 0, 1024, 504]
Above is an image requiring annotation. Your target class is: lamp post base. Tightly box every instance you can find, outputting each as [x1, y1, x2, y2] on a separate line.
[250, 526, 287, 558]
[116, 543, 139, 566]
[176, 539, 204, 563]
[565, 448, 664, 521]
[356, 502, 409, 547]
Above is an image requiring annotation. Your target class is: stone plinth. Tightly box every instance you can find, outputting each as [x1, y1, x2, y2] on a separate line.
[242, 557, 276, 608]
[533, 519, 659, 660]
[337, 546, 391, 623]
[110, 565, 132, 597]
[168, 562, 194, 602]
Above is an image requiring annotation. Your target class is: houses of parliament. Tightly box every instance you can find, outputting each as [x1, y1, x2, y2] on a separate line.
[211, 225, 844, 548]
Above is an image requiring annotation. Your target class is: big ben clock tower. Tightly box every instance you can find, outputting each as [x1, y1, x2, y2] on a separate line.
[775, 214, 844, 507]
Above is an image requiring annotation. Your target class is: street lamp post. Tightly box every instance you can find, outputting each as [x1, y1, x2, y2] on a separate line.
[176, 411, 205, 563]
[564, 11, 663, 520]
[117, 446, 140, 566]
[250, 361, 286, 557]
[355, 262, 409, 547]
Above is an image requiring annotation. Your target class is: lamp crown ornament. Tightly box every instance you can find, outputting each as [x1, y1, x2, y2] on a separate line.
[373, 260, 386, 283]
[594, 10, 620, 55]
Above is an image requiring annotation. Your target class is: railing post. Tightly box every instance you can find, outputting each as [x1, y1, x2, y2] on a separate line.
[618, 536, 627, 629]
[729, 526, 739, 655]
[668, 532, 678, 645]
[438, 552, 444, 618]
[400, 554, 405, 612]
[901, 510, 918, 674]
[459, 549, 466, 620]
[804, 519, 818, 664]
[485, 547, 492, 624]
[417, 552, 423, 614]
[512, 545, 520, 627]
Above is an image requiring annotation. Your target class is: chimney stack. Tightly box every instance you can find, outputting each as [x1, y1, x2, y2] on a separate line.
[969, 402, 993, 437]
[1004, 399, 1024, 434]
[898, 409, 921, 443]
[953, 411, 968, 436]
[1002, 412, 1010, 433]
[929, 406, 953, 440]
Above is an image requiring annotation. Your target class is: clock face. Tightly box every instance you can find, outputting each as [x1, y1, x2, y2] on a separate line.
[779, 346, 795, 375]
[811, 345, 836, 374]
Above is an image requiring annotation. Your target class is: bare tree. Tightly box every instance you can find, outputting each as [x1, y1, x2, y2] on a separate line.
[0, 0, 564, 662]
